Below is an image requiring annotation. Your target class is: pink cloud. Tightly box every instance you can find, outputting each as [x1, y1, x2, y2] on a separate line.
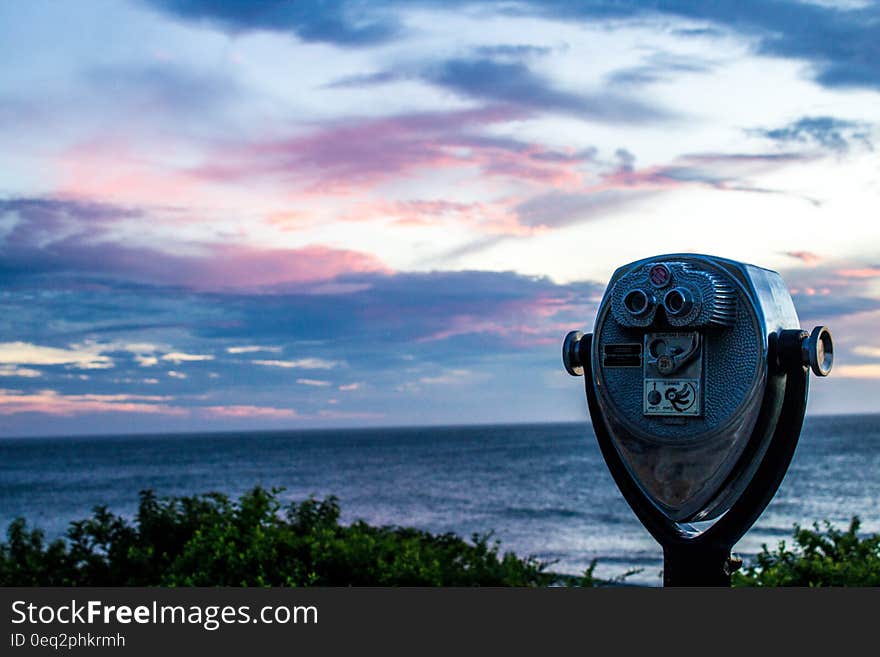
[201, 405, 299, 419]
[785, 251, 823, 265]
[47, 111, 817, 255]
[186, 244, 390, 289]
[199, 405, 381, 422]
[190, 106, 589, 194]
[58, 139, 200, 206]
[837, 267, 880, 279]
[3, 196, 391, 288]
[342, 197, 533, 237]
[0, 389, 186, 416]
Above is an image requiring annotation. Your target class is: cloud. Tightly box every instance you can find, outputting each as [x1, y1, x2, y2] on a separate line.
[0, 197, 138, 239]
[196, 269, 603, 354]
[200, 404, 298, 419]
[322, 71, 405, 89]
[474, 44, 555, 59]
[602, 150, 821, 205]
[423, 58, 672, 124]
[1, 197, 389, 289]
[780, 262, 880, 319]
[784, 251, 822, 265]
[753, 116, 873, 152]
[191, 106, 594, 191]
[3, 266, 602, 378]
[418, 369, 477, 385]
[853, 346, 880, 359]
[161, 352, 214, 363]
[514, 189, 656, 229]
[0, 366, 42, 378]
[0, 388, 184, 416]
[338, 382, 362, 391]
[604, 51, 715, 86]
[514, 0, 880, 91]
[226, 345, 283, 354]
[143, 0, 400, 46]
[836, 267, 880, 279]
[510, 144, 819, 231]
[145, 1, 880, 92]
[790, 293, 880, 319]
[296, 378, 332, 387]
[0, 341, 113, 370]
[832, 364, 880, 379]
[252, 359, 339, 370]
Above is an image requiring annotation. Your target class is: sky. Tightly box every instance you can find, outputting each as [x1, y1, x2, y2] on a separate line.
[0, 0, 879, 437]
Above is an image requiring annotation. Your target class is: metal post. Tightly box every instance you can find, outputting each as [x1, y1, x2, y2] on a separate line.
[662, 543, 732, 587]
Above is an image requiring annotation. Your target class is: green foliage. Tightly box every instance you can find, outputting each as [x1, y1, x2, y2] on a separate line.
[734, 517, 880, 587]
[0, 487, 564, 587]
[20, 486, 877, 587]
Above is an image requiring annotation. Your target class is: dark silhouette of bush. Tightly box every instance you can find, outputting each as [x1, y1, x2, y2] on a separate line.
[13, 486, 875, 587]
[733, 517, 880, 587]
[0, 487, 571, 586]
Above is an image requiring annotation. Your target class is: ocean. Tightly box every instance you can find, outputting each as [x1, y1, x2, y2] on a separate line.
[1, 414, 879, 586]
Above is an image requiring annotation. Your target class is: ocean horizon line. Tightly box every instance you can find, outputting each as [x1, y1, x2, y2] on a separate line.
[3, 410, 879, 442]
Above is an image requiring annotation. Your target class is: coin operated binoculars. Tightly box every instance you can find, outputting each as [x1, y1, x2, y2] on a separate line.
[563, 254, 833, 586]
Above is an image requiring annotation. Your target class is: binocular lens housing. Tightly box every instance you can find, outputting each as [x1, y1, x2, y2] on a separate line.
[624, 289, 652, 316]
[622, 286, 696, 320]
[663, 287, 693, 317]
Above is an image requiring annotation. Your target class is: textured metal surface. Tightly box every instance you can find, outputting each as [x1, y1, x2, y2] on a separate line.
[610, 260, 737, 329]
[596, 269, 762, 441]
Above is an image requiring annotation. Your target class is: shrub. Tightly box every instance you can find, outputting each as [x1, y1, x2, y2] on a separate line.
[0, 487, 559, 587]
[733, 517, 880, 587]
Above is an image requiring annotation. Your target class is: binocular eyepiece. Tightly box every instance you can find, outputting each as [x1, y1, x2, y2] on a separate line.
[623, 286, 694, 319]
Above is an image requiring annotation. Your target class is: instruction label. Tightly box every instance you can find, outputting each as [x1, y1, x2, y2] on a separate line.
[643, 379, 700, 416]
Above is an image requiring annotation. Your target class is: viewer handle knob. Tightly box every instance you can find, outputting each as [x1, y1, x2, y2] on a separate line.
[804, 326, 833, 377]
[563, 331, 586, 377]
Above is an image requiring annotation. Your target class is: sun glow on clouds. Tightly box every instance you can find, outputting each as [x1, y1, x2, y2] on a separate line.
[853, 346, 880, 359]
[0, 389, 184, 416]
[0, 388, 305, 420]
[201, 405, 298, 419]
[833, 364, 880, 379]
[838, 268, 880, 279]
[0, 342, 113, 370]
[0, 366, 43, 378]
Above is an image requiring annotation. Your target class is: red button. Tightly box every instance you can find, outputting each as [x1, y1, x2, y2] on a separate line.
[649, 264, 670, 286]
